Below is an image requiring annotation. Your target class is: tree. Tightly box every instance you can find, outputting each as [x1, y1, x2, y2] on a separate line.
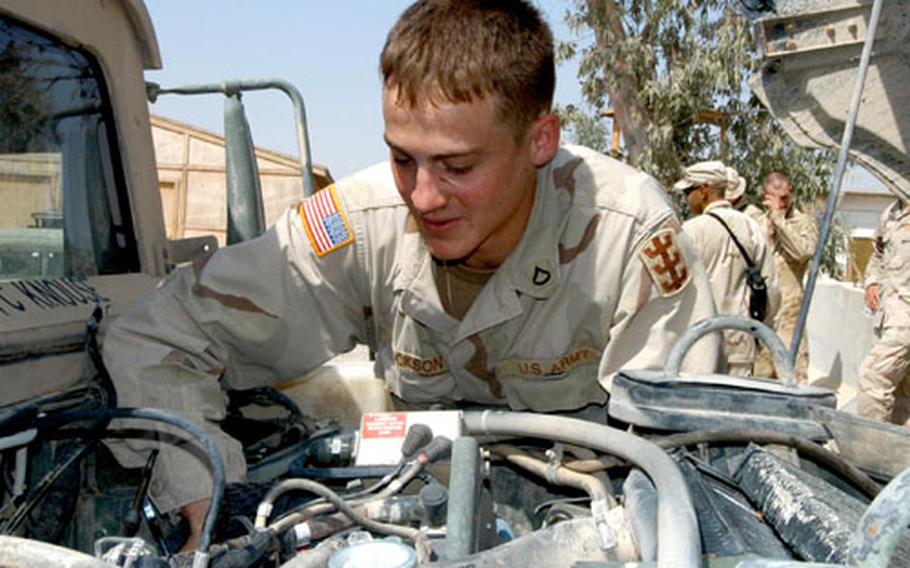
[557, 0, 834, 221]
[0, 42, 49, 154]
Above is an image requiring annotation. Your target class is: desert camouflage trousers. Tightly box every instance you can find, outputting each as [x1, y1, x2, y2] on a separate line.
[753, 319, 809, 384]
[858, 325, 910, 426]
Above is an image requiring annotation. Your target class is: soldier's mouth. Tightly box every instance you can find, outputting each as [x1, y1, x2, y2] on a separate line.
[421, 216, 460, 235]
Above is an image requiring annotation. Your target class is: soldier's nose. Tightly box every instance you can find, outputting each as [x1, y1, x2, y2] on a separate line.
[410, 168, 447, 212]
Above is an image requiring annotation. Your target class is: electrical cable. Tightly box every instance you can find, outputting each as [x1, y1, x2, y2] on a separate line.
[561, 427, 881, 499]
[263, 460, 406, 533]
[264, 438, 451, 539]
[84, 305, 116, 410]
[31, 407, 225, 568]
[255, 478, 429, 562]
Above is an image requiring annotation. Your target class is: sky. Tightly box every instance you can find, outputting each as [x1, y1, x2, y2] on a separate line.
[144, 2, 586, 180]
[143, 2, 881, 190]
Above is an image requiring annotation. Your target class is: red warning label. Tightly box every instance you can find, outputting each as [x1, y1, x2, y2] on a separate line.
[361, 412, 407, 439]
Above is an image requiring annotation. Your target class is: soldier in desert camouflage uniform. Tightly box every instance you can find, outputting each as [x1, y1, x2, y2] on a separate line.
[102, 0, 719, 549]
[749, 172, 818, 383]
[676, 161, 779, 376]
[859, 198, 910, 425]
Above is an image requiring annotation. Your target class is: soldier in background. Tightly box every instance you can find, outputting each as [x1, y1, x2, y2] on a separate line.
[859, 198, 910, 425]
[750, 171, 818, 383]
[676, 161, 779, 376]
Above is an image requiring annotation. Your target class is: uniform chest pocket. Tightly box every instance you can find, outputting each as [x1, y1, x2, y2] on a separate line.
[886, 236, 910, 271]
[386, 310, 456, 403]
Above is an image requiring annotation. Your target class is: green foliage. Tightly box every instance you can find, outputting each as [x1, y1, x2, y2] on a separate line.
[0, 42, 49, 153]
[559, 0, 842, 275]
[557, 103, 612, 155]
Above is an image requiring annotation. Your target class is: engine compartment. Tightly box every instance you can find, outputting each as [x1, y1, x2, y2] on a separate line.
[2, 363, 909, 568]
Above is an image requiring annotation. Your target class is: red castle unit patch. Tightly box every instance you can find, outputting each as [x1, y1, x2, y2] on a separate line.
[299, 185, 354, 256]
[639, 227, 690, 297]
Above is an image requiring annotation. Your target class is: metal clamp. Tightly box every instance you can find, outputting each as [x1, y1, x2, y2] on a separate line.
[544, 443, 564, 484]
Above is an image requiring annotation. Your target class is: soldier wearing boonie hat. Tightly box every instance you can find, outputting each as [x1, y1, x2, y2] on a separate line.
[676, 161, 780, 376]
[673, 160, 746, 200]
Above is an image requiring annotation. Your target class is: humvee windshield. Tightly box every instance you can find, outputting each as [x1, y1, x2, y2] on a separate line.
[0, 15, 138, 281]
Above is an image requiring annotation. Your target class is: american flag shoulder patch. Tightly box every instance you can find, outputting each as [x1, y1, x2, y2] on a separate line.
[299, 185, 354, 256]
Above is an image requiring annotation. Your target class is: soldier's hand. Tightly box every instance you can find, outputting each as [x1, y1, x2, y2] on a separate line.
[178, 498, 210, 553]
[865, 283, 881, 311]
[763, 190, 785, 211]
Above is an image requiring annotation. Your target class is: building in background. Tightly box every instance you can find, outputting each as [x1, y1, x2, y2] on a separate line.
[837, 183, 895, 283]
[151, 114, 333, 245]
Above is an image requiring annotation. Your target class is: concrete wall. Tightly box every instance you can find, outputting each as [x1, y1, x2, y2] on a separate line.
[806, 276, 876, 411]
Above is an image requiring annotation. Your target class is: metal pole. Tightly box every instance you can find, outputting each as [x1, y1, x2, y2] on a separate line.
[224, 92, 265, 244]
[789, 0, 884, 362]
[148, 79, 317, 197]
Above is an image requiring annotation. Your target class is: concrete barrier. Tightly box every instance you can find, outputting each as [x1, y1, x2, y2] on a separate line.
[806, 276, 877, 412]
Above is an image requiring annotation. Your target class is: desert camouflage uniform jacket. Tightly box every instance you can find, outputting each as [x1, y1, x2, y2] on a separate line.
[103, 145, 719, 512]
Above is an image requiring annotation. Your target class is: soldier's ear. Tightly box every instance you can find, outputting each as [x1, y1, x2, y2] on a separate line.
[529, 113, 560, 167]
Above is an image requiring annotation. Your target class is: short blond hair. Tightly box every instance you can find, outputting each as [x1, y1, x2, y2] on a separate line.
[380, 0, 555, 137]
[764, 171, 792, 192]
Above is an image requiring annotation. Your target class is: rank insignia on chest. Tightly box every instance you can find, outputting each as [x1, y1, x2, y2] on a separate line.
[639, 227, 691, 297]
[299, 185, 355, 256]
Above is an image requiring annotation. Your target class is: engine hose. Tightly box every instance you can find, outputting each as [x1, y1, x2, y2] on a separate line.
[264, 455, 426, 534]
[267, 501, 336, 536]
[85, 305, 117, 409]
[464, 410, 700, 568]
[32, 407, 225, 568]
[850, 463, 910, 568]
[280, 514, 353, 548]
[254, 478, 430, 562]
[0, 428, 36, 452]
[561, 427, 881, 499]
[491, 445, 615, 550]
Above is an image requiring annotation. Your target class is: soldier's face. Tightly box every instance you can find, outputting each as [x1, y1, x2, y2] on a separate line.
[685, 186, 707, 215]
[763, 182, 792, 211]
[383, 87, 559, 269]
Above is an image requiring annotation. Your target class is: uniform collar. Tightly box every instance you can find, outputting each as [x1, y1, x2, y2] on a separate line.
[703, 200, 732, 213]
[392, 228, 458, 334]
[497, 157, 563, 300]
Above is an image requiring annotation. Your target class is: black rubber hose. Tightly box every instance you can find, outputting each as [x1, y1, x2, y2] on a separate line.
[33, 407, 225, 563]
[563, 427, 881, 499]
[259, 478, 429, 561]
[658, 428, 881, 498]
[266, 441, 449, 534]
[84, 305, 116, 409]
